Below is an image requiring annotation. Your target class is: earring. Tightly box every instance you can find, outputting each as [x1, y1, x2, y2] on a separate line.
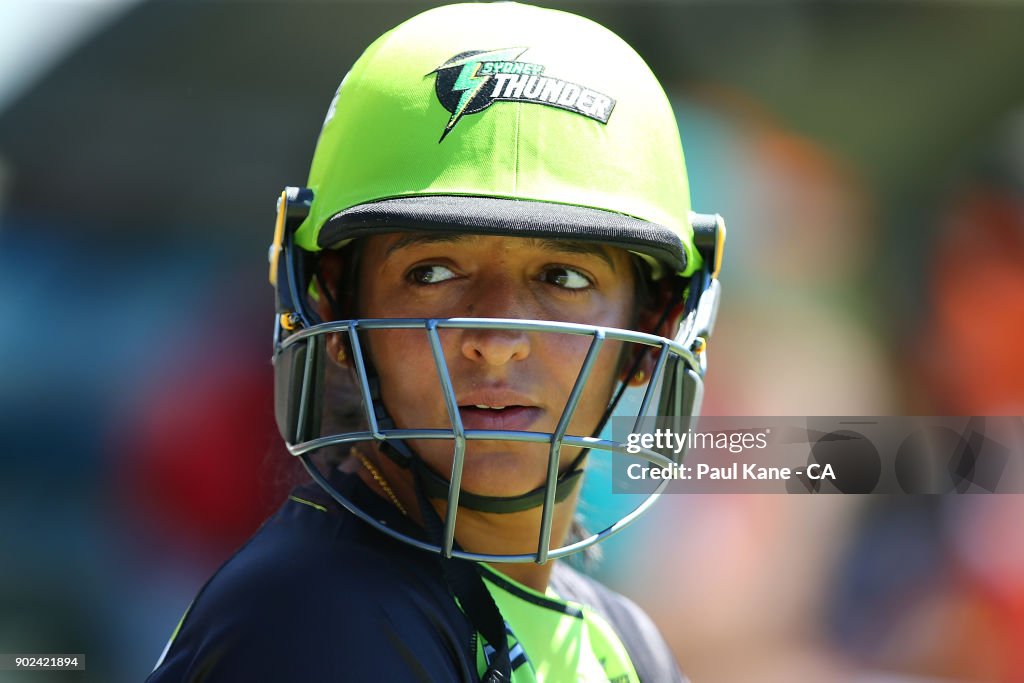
[634, 369, 646, 383]
[337, 347, 347, 364]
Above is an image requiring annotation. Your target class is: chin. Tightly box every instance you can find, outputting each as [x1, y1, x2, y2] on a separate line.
[417, 440, 564, 498]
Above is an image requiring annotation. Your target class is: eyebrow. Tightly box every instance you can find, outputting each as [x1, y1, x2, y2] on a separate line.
[385, 233, 617, 271]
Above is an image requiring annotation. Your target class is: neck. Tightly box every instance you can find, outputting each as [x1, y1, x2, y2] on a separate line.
[440, 499, 577, 592]
[484, 560, 557, 593]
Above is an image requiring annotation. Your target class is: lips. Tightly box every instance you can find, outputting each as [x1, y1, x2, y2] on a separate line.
[456, 388, 543, 431]
[457, 405, 543, 431]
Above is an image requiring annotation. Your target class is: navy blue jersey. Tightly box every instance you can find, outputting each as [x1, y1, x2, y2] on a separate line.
[147, 470, 686, 682]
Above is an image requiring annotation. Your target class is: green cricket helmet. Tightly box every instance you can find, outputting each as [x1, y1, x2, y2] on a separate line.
[269, 2, 725, 563]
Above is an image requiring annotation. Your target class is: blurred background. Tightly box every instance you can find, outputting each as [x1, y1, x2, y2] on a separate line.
[1, 0, 1022, 681]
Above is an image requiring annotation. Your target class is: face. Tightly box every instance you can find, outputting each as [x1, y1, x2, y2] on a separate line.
[334, 233, 645, 498]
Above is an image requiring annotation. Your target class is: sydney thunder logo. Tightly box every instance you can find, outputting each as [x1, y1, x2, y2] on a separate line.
[430, 48, 616, 142]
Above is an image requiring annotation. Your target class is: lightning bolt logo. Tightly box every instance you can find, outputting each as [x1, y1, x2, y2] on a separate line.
[430, 47, 527, 142]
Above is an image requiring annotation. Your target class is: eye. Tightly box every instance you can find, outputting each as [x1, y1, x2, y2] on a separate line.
[542, 266, 592, 290]
[407, 264, 458, 285]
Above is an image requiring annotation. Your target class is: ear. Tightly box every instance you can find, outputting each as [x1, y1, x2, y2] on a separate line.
[622, 277, 685, 387]
[313, 250, 347, 320]
[313, 250, 352, 368]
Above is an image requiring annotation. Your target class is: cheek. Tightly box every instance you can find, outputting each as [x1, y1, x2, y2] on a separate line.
[588, 342, 629, 401]
[603, 291, 640, 330]
[558, 345, 627, 440]
[546, 335, 623, 420]
[367, 330, 445, 412]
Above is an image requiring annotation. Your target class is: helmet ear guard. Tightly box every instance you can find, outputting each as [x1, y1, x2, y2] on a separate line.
[651, 211, 723, 451]
[269, 187, 316, 330]
[270, 186, 323, 447]
[273, 333, 326, 447]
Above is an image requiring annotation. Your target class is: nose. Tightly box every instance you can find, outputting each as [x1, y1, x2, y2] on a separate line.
[460, 326, 531, 365]
[458, 278, 533, 366]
